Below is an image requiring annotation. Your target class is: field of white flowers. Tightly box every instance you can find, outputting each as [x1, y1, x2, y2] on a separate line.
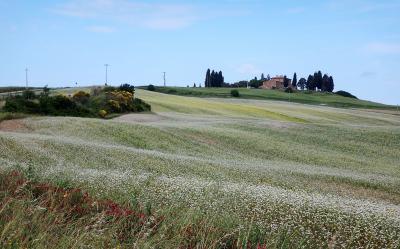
[1, 89, 400, 248]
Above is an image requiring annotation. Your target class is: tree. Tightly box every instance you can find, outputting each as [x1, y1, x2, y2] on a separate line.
[292, 73, 297, 88]
[306, 75, 315, 90]
[283, 75, 289, 88]
[328, 76, 334, 92]
[315, 71, 323, 90]
[261, 73, 265, 81]
[218, 71, 224, 87]
[321, 74, 330, 91]
[298, 78, 306, 90]
[266, 74, 271, 81]
[205, 69, 211, 87]
[193, 83, 196, 88]
[211, 70, 215, 87]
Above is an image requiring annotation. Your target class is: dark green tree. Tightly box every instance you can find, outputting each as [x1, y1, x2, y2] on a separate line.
[218, 71, 224, 87]
[261, 73, 265, 81]
[205, 69, 211, 87]
[328, 76, 334, 92]
[298, 78, 306, 90]
[283, 75, 289, 88]
[315, 71, 323, 90]
[321, 74, 330, 91]
[292, 73, 297, 88]
[306, 75, 315, 90]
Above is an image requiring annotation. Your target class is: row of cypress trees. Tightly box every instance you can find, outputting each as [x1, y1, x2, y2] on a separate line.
[205, 69, 224, 87]
[292, 71, 334, 92]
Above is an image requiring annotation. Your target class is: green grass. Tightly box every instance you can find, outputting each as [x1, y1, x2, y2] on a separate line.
[1, 90, 400, 248]
[0, 112, 27, 122]
[147, 86, 395, 109]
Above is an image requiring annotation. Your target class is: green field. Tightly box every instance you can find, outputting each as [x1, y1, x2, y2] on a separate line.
[1, 89, 400, 248]
[148, 86, 396, 109]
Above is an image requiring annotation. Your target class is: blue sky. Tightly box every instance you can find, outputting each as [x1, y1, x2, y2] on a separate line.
[0, 0, 399, 104]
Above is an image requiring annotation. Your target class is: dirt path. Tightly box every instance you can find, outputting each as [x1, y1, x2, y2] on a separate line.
[0, 119, 28, 132]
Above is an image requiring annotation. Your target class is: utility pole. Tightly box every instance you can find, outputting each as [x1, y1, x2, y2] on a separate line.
[163, 72, 166, 87]
[25, 68, 28, 89]
[104, 64, 110, 85]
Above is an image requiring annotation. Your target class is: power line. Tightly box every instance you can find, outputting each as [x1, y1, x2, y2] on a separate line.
[163, 72, 166, 87]
[104, 64, 110, 85]
[25, 68, 28, 89]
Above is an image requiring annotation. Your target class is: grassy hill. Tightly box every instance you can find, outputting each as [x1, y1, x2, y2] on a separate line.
[0, 89, 400, 248]
[147, 86, 395, 109]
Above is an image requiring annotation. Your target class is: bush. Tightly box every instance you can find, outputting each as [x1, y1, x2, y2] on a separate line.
[147, 85, 156, 91]
[230, 89, 240, 97]
[285, 88, 294, 93]
[98, 109, 107, 118]
[107, 100, 121, 112]
[119, 84, 135, 93]
[335, 90, 357, 99]
[72, 91, 90, 104]
[3, 97, 40, 113]
[22, 90, 36, 99]
[103, 86, 117, 92]
[167, 89, 177, 94]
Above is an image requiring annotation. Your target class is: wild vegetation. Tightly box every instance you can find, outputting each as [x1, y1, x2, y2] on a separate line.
[1, 84, 150, 118]
[0, 89, 399, 248]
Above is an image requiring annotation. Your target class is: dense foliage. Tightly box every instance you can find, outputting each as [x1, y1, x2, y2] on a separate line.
[230, 89, 240, 97]
[2, 84, 151, 118]
[204, 69, 224, 87]
[335, 90, 358, 99]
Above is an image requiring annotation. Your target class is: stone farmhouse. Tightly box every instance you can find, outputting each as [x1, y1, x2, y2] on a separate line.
[261, 76, 291, 89]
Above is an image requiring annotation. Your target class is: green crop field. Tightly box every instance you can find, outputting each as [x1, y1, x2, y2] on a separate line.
[148, 86, 396, 110]
[1, 89, 400, 248]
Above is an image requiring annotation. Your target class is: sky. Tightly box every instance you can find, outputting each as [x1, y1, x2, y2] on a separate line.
[0, 0, 399, 105]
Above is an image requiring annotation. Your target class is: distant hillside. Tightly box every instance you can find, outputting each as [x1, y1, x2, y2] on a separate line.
[144, 86, 395, 109]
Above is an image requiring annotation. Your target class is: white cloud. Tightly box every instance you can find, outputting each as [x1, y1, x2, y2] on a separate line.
[51, 0, 201, 30]
[86, 25, 115, 33]
[364, 42, 400, 54]
[237, 63, 262, 75]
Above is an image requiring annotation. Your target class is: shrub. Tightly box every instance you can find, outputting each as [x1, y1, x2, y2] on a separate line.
[231, 89, 240, 97]
[147, 84, 156, 91]
[107, 100, 121, 112]
[335, 90, 358, 99]
[72, 91, 90, 104]
[22, 90, 36, 99]
[119, 84, 135, 93]
[285, 88, 294, 93]
[103, 86, 117, 92]
[167, 89, 177, 94]
[98, 109, 107, 118]
[51, 95, 76, 110]
[3, 97, 40, 113]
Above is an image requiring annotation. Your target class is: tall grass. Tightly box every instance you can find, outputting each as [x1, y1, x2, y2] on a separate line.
[1, 91, 400, 247]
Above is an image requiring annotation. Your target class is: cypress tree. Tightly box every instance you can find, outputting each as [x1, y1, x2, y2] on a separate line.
[321, 74, 329, 91]
[306, 75, 315, 90]
[211, 70, 215, 87]
[205, 69, 210, 88]
[316, 71, 323, 90]
[283, 75, 289, 88]
[261, 73, 265, 81]
[328, 76, 334, 92]
[218, 71, 223, 87]
[292, 72, 297, 88]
